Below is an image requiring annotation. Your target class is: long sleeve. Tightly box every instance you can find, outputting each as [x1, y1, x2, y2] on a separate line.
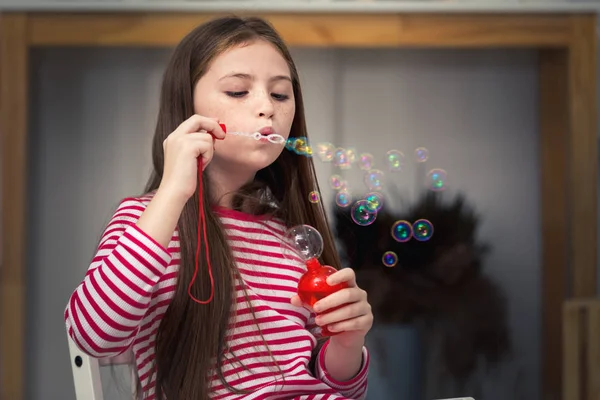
[315, 340, 370, 400]
[307, 312, 370, 399]
[65, 197, 172, 358]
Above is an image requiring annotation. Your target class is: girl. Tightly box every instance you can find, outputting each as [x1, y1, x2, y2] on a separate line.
[65, 16, 373, 400]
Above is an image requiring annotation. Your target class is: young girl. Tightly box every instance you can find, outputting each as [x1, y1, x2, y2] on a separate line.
[65, 16, 373, 399]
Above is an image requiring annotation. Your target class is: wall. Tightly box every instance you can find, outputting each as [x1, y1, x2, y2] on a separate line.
[23, 46, 543, 399]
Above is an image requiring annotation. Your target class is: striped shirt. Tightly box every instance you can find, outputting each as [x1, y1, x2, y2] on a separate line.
[65, 193, 369, 399]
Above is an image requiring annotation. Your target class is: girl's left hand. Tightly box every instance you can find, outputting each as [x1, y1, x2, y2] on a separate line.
[291, 268, 373, 349]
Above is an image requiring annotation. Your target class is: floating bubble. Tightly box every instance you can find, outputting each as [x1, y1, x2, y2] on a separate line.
[386, 150, 405, 172]
[333, 148, 351, 170]
[285, 138, 296, 151]
[413, 219, 434, 241]
[382, 251, 398, 268]
[364, 192, 384, 212]
[308, 191, 320, 204]
[414, 147, 429, 163]
[346, 148, 358, 164]
[351, 200, 378, 226]
[391, 220, 413, 243]
[339, 180, 349, 191]
[329, 175, 343, 190]
[359, 153, 374, 171]
[293, 137, 309, 155]
[364, 169, 385, 191]
[335, 190, 352, 208]
[304, 146, 313, 157]
[427, 168, 448, 191]
[316, 143, 335, 162]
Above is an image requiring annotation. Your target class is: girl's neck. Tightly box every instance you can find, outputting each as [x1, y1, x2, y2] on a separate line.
[205, 164, 256, 208]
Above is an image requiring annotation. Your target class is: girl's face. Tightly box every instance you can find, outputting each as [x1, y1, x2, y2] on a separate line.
[194, 40, 296, 176]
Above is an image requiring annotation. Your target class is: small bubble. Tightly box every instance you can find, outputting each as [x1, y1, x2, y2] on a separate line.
[413, 219, 434, 241]
[308, 191, 320, 203]
[285, 138, 296, 151]
[386, 150, 405, 172]
[359, 153, 374, 171]
[329, 175, 343, 190]
[346, 148, 358, 164]
[414, 147, 429, 163]
[351, 200, 378, 226]
[334, 148, 351, 170]
[391, 220, 413, 243]
[335, 190, 352, 208]
[316, 143, 335, 162]
[364, 169, 385, 192]
[427, 168, 448, 191]
[293, 137, 309, 155]
[382, 251, 398, 268]
[364, 192, 384, 212]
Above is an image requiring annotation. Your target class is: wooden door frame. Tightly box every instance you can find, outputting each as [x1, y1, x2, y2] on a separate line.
[1, 11, 596, 400]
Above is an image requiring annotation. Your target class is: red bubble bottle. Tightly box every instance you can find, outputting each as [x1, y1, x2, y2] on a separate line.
[283, 225, 347, 336]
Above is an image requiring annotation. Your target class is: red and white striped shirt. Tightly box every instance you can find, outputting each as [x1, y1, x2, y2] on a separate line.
[65, 193, 369, 399]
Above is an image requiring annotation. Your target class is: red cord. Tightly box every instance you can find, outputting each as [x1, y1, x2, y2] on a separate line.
[187, 157, 215, 304]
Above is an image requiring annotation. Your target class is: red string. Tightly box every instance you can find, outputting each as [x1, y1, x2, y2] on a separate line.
[187, 157, 215, 304]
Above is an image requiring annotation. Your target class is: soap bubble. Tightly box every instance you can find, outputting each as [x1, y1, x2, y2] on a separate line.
[364, 169, 385, 191]
[391, 220, 412, 243]
[382, 251, 398, 268]
[386, 150, 405, 172]
[285, 138, 296, 151]
[414, 147, 429, 163]
[329, 175, 343, 190]
[316, 142, 335, 162]
[333, 148, 351, 170]
[427, 168, 448, 191]
[335, 190, 352, 208]
[308, 191, 320, 203]
[293, 137, 309, 155]
[359, 153, 374, 171]
[346, 148, 358, 164]
[351, 200, 378, 226]
[364, 192, 384, 212]
[413, 219, 434, 241]
[282, 224, 324, 261]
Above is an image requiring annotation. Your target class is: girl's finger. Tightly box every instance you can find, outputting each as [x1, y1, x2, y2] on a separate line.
[315, 301, 370, 326]
[326, 268, 356, 287]
[327, 314, 374, 333]
[313, 287, 366, 313]
[177, 115, 226, 140]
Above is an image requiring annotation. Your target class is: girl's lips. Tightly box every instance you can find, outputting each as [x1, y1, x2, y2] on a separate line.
[258, 126, 274, 136]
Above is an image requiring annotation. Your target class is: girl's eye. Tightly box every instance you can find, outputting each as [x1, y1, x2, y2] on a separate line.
[225, 91, 248, 98]
[271, 93, 289, 101]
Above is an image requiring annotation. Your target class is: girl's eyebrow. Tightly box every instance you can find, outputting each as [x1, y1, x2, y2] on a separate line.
[219, 72, 292, 83]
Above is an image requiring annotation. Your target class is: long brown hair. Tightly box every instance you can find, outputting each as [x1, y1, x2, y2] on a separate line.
[144, 16, 341, 400]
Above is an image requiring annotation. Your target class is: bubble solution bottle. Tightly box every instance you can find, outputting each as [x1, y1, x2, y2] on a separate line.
[283, 225, 347, 336]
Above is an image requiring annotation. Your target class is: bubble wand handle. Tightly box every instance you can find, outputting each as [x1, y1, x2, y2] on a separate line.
[284, 225, 348, 337]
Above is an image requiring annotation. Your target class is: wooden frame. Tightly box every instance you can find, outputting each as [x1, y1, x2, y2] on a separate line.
[563, 299, 600, 400]
[0, 11, 597, 400]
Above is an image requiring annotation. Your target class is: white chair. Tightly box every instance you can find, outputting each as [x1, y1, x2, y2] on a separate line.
[67, 333, 137, 400]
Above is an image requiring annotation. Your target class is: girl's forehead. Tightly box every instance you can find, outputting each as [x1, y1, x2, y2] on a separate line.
[208, 41, 290, 77]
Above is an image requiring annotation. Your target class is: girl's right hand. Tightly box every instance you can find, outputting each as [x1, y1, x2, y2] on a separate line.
[159, 114, 226, 202]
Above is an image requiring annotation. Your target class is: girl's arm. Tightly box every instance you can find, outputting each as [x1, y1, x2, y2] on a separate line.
[64, 190, 185, 358]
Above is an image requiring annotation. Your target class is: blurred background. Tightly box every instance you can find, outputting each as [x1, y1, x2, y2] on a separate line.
[0, 1, 599, 399]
